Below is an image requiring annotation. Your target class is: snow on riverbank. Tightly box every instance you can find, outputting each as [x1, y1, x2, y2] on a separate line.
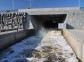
[0, 30, 78, 62]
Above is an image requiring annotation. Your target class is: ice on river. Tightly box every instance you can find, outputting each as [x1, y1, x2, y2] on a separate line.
[0, 30, 78, 62]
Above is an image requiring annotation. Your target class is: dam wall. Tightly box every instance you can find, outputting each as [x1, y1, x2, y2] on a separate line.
[65, 11, 84, 29]
[0, 29, 36, 51]
[18, 7, 84, 30]
[0, 7, 84, 30]
[62, 29, 82, 61]
[62, 29, 84, 62]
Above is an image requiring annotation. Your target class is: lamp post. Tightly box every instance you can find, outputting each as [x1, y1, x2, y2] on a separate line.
[78, 0, 80, 7]
[28, 0, 32, 8]
[12, 0, 14, 10]
[30, 0, 31, 8]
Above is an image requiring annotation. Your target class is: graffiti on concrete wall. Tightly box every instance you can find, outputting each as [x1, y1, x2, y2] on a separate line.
[0, 13, 27, 31]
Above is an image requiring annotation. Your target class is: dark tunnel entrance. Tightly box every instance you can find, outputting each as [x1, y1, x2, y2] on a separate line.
[32, 14, 67, 29]
[43, 20, 58, 29]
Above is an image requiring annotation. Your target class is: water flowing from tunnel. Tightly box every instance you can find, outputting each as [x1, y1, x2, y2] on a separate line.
[0, 28, 78, 62]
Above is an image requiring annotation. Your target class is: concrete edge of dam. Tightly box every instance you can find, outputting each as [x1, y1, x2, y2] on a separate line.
[0, 29, 36, 52]
[62, 29, 84, 62]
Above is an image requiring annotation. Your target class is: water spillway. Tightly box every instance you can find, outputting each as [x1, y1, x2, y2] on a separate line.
[0, 7, 84, 62]
[0, 8, 82, 62]
[0, 30, 78, 62]
[0, 13, 79, 62]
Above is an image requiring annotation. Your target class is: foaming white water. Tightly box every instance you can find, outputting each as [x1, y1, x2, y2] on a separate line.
[0, 29, 78, 62]
[33, 31, 78, 62]
[38, 27, 57, 37]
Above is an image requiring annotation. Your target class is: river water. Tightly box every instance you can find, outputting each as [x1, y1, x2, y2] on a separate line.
[0, 30, 78, 62]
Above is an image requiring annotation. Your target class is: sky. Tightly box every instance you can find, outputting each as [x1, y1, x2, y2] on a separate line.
[0, 0, 83, 11]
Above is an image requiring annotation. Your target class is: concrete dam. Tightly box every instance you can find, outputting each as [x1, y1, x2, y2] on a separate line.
[0, 7, 84, 62]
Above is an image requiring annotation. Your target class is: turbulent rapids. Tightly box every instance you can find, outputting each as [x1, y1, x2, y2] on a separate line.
[0, 30, 78, 62]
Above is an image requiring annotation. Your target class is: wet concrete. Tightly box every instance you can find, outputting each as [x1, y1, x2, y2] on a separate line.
[0, 29, 36, 51]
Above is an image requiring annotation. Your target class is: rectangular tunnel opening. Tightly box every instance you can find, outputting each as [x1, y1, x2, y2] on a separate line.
[31, 14, 67, 30]
[43, 20, 58, 29]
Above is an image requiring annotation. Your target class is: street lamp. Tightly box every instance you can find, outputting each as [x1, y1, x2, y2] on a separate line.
[27, 0, 32, 8]
[78, 0, 80, 7]
[12, 0, 14, 10]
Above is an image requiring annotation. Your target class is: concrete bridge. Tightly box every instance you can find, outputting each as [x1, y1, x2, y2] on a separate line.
[18, 7, 84, 30]
[0, 7, 84, 32]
